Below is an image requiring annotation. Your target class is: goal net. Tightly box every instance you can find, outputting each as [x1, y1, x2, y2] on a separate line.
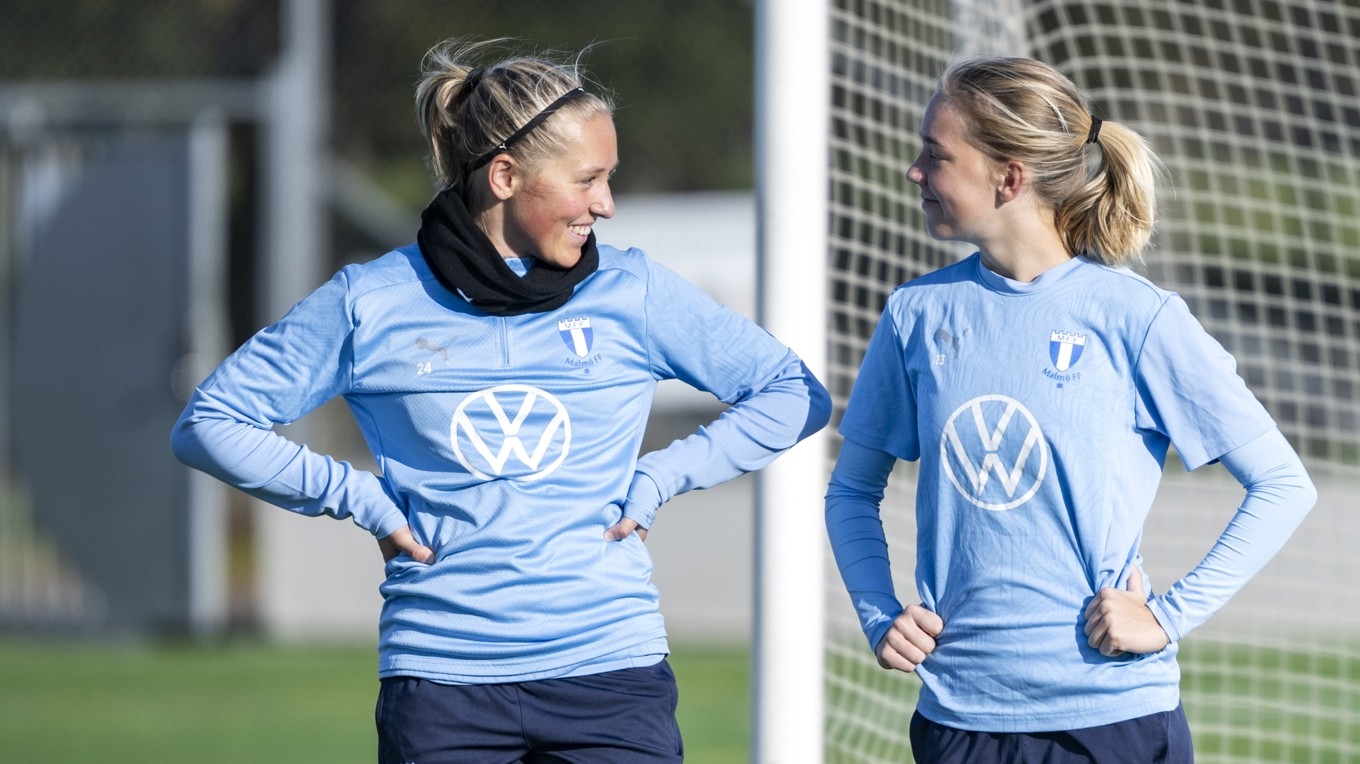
[817, 1, 1360, 761]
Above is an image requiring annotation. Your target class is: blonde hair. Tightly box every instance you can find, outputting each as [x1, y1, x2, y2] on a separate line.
[414, 38, 614, 193]
[939, 57, 1166, 266]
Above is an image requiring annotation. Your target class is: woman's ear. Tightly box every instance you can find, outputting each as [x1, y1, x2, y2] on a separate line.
[486, 154, 517, 201]
[998, 159, 1027, 203]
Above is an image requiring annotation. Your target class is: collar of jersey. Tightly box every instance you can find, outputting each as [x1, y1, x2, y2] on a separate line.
[974, 253, 1089, 295]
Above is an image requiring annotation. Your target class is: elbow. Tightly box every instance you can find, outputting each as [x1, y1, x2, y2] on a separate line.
[1274, 450, 1319, 520]
[169, 410, 206, 469]
[169, 397, 236, 473]
[799, 362, 833, 441]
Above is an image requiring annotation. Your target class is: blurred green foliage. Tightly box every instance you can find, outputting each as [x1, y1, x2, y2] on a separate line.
[0, 0, 756, 201]
[331, 1, 756, 199]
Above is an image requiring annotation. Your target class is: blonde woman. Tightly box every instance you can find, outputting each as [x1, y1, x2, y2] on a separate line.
[174, 39, 828, 762]
[825, 57, 1315, 762]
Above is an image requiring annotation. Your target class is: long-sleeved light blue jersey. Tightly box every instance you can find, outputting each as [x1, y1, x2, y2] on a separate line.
[827, 253, 1314, 732]
[173, 243, 829, 683]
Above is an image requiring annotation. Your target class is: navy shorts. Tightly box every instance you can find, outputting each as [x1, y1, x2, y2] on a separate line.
[909, 703, 1193, 763]
[375, 659, 683, 764]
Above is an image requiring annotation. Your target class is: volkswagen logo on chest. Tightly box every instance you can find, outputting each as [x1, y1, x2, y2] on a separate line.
[450, 384, 571, 481]
[940, 394, 1048, 511]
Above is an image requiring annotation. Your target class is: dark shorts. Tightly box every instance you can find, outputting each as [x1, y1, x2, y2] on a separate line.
[375, 659, 683, 764]
[909, 703, 1194, 764]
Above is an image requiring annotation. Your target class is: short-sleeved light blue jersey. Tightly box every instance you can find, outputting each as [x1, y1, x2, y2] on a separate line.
[836, 253, 1277, 731]
[173, 243, 829, 684]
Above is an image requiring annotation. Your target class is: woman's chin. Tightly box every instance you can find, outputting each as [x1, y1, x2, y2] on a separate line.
[540, 252, 582, 269]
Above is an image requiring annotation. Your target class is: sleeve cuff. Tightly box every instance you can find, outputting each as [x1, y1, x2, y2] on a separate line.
[366, 506, 409, 539]
[864, 613, 898, 655]
[622, 471, 665, 530]
[1147, 596, 1185, 644]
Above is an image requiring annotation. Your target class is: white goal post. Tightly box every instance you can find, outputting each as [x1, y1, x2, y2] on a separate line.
[755, 1, 1360, 762]
[753, 2, 831, 762]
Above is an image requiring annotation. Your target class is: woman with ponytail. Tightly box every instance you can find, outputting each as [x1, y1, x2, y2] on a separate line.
[173, 38, 829, 762]
[826, 56, 1314, 762]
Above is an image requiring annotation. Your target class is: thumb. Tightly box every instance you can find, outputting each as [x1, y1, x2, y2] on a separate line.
[604, 517, 644, 542]
[1126, 565, 1145, 595]
[408, 542, 435, 564]
[384, 526, 434, 564]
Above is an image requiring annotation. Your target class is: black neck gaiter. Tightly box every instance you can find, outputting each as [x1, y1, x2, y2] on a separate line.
[416, 188, 599, 316]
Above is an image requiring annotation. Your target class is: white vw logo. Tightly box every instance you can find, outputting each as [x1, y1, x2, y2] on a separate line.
[940, 394, 1047, 511]
[450, 384, 571, 481]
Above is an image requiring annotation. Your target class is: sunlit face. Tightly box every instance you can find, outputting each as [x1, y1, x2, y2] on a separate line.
[499, 112, 618, 268]
[905, 95, 1003, 246]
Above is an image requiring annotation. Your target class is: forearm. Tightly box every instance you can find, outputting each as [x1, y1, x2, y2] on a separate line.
[171, 388, 407, 537]
[1148, 427, 1317, 640]
[625, 353, 830, 527]
[825, 438, 905, 651]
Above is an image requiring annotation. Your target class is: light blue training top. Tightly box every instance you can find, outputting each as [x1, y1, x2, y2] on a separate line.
[173, 243, 829, 684]
[827, 253, 1314, 732]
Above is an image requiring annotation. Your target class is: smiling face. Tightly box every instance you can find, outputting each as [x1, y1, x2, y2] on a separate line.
[494, 112, 618, 268]
[905, 95, 1004, 247]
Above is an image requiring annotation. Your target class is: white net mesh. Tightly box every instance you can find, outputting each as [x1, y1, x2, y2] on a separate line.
[822, 1, 1360, 761]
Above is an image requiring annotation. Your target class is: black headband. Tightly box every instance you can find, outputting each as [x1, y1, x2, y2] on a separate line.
[1086, 116, 1103, 145]
[467, 87, 590, 172]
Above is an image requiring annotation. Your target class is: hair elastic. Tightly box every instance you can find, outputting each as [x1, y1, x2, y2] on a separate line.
[463, 66, 489, 93]
[1086, 116, 1103, 145]
[468, 87, 589, 171]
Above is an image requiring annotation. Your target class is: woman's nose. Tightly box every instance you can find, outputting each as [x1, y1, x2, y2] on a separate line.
[906, 160, 925, 186]
[593, 185, 616, 219]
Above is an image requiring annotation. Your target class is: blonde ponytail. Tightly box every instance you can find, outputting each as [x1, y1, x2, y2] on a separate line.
[1056, 119, 1164, 266]
[414, 38, 613, 193]
[940, 57, 1166, 266]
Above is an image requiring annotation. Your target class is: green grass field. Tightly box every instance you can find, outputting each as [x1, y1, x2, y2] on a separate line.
[822, 639, 1360, 763]
[5, 636, 1357, 763]
[0, 638, 750, 763]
